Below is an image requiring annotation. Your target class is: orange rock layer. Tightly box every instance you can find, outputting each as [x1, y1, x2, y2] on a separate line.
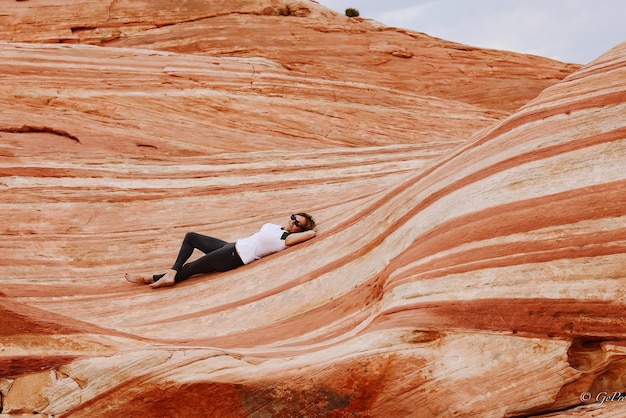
[1, 1, 625, 417]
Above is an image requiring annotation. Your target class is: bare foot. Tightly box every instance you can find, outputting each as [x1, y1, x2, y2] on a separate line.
[125, 272, 154, 284]
[149, 269, 177, 289]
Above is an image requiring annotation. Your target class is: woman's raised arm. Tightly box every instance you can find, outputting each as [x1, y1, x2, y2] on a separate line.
[285, 229, 316, 246]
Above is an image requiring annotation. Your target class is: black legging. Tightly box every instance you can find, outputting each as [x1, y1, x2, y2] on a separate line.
[153, 232, 244, 283]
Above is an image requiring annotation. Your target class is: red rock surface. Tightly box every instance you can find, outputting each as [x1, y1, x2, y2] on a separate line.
[1, 1, 625, 417]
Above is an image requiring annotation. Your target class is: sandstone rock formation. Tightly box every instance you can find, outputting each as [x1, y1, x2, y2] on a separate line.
[1, 1, 625, 417]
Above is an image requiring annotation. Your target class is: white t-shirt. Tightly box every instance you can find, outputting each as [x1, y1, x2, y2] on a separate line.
[235, 223, 289, 264]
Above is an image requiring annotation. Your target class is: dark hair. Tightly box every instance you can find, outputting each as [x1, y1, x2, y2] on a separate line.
[296, 212, 316, 231]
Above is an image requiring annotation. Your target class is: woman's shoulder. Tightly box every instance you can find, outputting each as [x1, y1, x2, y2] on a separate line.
[259, 223, 284, 236]
[260, 222, 282, 230]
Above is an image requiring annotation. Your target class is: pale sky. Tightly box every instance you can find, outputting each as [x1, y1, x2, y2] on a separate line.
[315, 0, 625, 64]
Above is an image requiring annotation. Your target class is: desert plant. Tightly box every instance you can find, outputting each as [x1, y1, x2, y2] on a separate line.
[345, 8, 360, 18]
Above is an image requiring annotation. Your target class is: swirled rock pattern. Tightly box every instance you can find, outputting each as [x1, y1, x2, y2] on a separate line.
[1, 1, 625, 417]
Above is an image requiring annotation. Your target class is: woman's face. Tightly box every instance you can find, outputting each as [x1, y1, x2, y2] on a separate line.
[286, 214, 308, 233]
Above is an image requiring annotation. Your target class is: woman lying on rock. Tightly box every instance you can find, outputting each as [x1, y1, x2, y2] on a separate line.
[125, 213, 316, 288]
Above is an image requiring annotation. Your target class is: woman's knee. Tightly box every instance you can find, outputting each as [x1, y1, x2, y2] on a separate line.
[183, 232, 202, 244]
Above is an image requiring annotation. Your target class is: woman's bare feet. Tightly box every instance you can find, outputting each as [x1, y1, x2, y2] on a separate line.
[149, 269, 177, 289]
[125, 272, 154, 284]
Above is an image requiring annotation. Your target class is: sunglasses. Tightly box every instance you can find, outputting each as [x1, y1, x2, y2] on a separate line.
[291, 214, 308, 230]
